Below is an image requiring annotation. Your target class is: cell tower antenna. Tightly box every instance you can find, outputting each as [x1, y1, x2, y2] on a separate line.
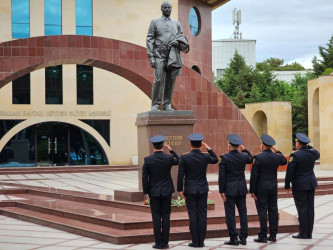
[232, 8, 242, 39]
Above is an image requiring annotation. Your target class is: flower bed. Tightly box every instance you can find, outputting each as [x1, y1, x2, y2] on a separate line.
[144, 196, 215, 212]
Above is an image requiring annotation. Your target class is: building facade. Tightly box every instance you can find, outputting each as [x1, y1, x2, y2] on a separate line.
[308, 75, 333, 170]
[212, 38, 256, 78]
[0, 0, 261, 168]
[241, 102, 292, 155]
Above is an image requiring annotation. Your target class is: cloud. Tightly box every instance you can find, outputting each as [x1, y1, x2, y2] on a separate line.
[212, 0, 333, 66]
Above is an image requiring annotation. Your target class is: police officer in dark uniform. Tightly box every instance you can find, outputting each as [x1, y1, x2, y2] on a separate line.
[177, 133, 218, 248]
[250, 134, 287, 243]
[142, 135, 180, 249]
[219, 134, 253, 246]
[285, 133, 320, 239]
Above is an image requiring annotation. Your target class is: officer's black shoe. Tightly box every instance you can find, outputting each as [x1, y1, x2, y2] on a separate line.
[162, 244, 169, 249]
[254, 237, 267, 243]
[198, 243, 205, 247]
[238, 239, 247, 245]
[267, 236, 276, 242]
[292, 233, 308, 239]
[152, 244, 163, 249]
[188, 242, 199, 248]
[224, 240, 239, 246]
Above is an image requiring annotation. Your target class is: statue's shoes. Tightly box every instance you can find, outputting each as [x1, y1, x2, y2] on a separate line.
[163, 107, 174, 111]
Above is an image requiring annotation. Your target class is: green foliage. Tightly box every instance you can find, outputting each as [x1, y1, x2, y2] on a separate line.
[312, 35, 333, 76]
[256, 58, 305, 71]
[289, 72, 316, 138]
[323, 68, 333, 75]
[215, 51, 292, 108]
[215, 51, 317, 140]
[171, 196, 186, 207]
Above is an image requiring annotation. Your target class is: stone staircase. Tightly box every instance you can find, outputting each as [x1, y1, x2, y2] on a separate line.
[0, 186, 298, 245]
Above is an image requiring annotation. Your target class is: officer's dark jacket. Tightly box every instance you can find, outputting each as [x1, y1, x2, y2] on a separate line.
[285, 146, 320, 190]
[142, 150, 179, 196]
[177, 149, 218, 194]
[250, 149, 287, 195]
[219, 149, 253, 196]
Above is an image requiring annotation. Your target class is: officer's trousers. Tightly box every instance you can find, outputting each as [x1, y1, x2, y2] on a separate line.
[150, 195, 172, 246]
[292, 189, 315, 238]
[225, 195, 248, 241]
[151, 58, 176, 110]
[255, 193, 278, 239]
[186, 192, 208, 245]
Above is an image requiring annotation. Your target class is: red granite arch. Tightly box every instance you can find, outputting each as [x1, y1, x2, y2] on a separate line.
[0, 35, 260, 166]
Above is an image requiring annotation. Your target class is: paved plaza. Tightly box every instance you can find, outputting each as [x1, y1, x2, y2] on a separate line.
[0, 170, 332, 249]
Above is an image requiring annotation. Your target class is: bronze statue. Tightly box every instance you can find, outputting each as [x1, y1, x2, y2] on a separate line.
[146, 1, 189, 111]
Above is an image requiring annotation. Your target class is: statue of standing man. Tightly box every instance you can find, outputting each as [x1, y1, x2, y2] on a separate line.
[147, 1, 189, 111]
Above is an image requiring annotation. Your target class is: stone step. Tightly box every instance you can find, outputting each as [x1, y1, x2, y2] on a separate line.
[0, 190, 258, 230]
[0, 165, 138, 175]
[13, 193, 261, 228]
[209, 176, 333, 186]
[0, 205, 298, 245]
[278, 188, 333, 198]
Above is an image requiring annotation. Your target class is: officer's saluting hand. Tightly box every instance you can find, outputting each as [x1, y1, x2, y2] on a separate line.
[285, 133, 320, 240]
[219, 134, 253, 246]
[177, 133, 218, 248]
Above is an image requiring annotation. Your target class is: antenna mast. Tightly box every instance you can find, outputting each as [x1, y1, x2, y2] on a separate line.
[232, 8, 242, 39]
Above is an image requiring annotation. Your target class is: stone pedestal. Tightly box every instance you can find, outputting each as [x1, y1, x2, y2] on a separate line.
[113, 110, 196, 202]
[137, 110, 196, 198]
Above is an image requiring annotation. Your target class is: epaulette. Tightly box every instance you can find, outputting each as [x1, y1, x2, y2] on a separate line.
[202, 152, 209, 154]
[182, 151, 190, 155]
[255, 152, 261, 155]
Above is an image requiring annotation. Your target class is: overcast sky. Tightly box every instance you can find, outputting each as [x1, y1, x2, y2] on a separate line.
[212, 0, 333, 68]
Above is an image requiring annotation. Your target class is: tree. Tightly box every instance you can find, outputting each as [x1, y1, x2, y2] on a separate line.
[215, 51, 292, 108]
[215, 51, 317, 140]
[256, 58, 284, 71]
[288, 73, 315, 137]
[256, 57, 305, 71]
[312, 35, 333, 76]
[215, 51, 255, 108]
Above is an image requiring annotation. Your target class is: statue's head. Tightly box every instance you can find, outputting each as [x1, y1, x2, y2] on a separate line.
[161, 1, 172, 17]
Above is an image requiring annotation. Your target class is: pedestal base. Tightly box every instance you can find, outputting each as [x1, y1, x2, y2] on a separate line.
[136, 110, 196, 199]
[114, 189, 144, 202]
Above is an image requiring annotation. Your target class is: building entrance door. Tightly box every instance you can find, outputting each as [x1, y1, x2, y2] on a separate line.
[36, 123, 68, 166]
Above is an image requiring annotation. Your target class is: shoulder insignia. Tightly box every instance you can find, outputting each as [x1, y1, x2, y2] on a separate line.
[202, 152, 209, 154]
[289, 156, 293, 162]
[253, 158, 256, 164]
[182, 151, 190, 155]
[255, 152, 261, 155]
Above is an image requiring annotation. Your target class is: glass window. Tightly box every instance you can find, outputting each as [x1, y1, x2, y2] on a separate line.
[12, 74, 30, 104]
[70, 124, 107, 165]
[189, 7, 200, 36]
[81, 120, 110, 145]
[0, 120, 24, 140]
[45, 0, 62, 35]
[0, 125, 35, 167]
[45, 65, 63, 104]
[77, 65, 93, 105]
[191, 65, 201, 74]
[12, 0, 30, 38]
[76, 0, 92, 35]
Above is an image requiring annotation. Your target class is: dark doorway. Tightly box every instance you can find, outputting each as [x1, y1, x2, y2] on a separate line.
[36, 123, 68, 166]
[0, 122, 108, 167]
